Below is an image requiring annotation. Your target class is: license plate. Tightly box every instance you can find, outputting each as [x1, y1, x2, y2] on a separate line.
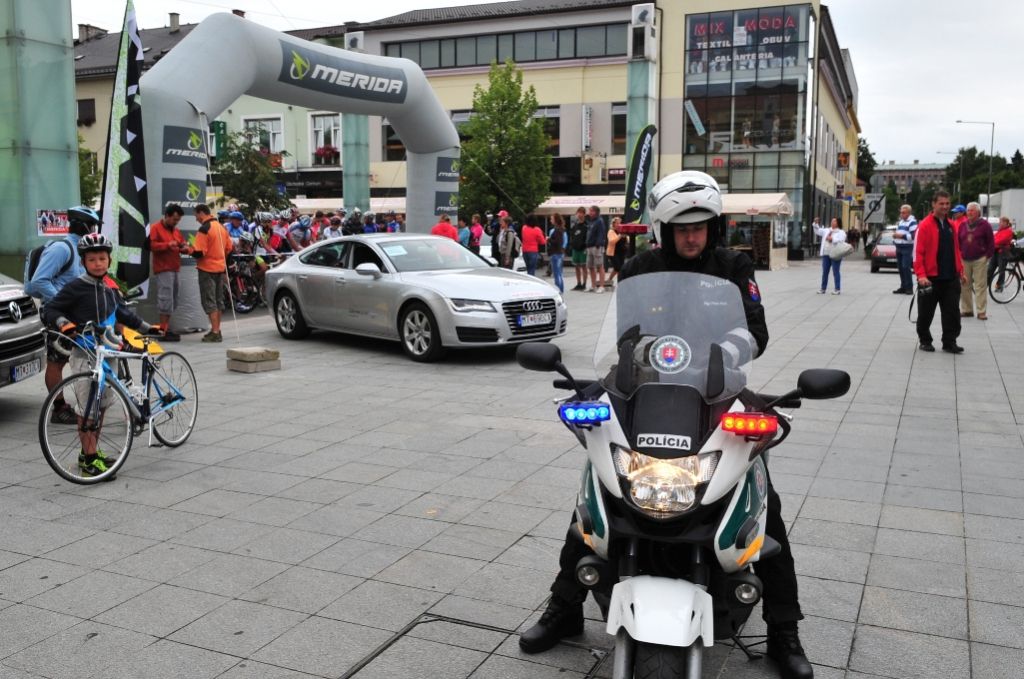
[518, 312, 552, 327]
[886, 258, 896, 263]
[11, 358, 41, 383]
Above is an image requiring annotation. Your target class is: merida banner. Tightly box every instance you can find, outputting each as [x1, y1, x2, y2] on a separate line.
[623, 124, 657, 224]
[277, 41, 408, 104]
[163, 125, 208, 167]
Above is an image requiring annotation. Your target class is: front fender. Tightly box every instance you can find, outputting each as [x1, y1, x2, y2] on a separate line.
[606, 575, 714, 648]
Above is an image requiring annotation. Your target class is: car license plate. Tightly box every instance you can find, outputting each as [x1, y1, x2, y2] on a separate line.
[11, 358, 41, 383]
[518, 312, 552, 327]
[886, 258, 896, 263]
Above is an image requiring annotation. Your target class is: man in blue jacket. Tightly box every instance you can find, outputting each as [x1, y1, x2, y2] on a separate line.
[25, 206, 98, 424]
[584, 205, 608, 293]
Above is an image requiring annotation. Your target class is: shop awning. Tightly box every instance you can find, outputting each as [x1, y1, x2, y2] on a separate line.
[535, 195, 625, 215]
[721, 193, 793, 217]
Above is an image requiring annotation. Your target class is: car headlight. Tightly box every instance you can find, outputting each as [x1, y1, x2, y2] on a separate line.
[448, 298, 497, 313]
[554, 293, 565, 307]
[613, 447, 720, 517]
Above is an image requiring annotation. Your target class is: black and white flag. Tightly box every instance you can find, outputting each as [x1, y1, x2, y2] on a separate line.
[99, 0, 149, 288]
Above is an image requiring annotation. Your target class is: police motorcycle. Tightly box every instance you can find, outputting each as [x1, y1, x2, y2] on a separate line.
[516, 271, 849, 678]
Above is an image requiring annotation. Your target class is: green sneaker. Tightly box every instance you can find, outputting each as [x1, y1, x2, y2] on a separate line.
[201, 331, 223, 343]
[78, 450, 112, 477]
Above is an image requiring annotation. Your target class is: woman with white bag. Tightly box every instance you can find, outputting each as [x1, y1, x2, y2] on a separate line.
[816, 217, 849, 295]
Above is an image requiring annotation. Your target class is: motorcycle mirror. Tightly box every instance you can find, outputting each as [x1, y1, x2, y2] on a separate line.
[124, 287, 145, 300]
[797, 369, 851, 400]
[516, 342, 562, 372]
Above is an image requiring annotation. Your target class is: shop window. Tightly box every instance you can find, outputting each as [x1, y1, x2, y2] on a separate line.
[401, 42, 419, 64]
[77, 98, 96, 126]
[535, 107, 560, 156]
[576, 25, 605, 57]
[244, 117, 283, 154]
[606, 24, 627, 55]
[382, 121, 405, 161]
[705, 97, 732, 154]
[732, 96, 757, 150]
[515, 32, 536, 61]
[558, 29, 575, 58]
[440, 39, 456, 67]
[476, 35, 496, 65]
[497, 34, 514, 62]
[420, 40, 440, 69]
[754, 165, 779, 190]
[611, 103, 627, 155]
[456, 36, 475, 66]
[683, 98, 709, 155]
[536, 30, 557, 61]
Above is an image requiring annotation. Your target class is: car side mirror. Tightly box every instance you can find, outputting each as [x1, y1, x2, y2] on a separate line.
[797, 369, 850, 400]
[355, 263, 382, 279]
[517, 342, 562, 372]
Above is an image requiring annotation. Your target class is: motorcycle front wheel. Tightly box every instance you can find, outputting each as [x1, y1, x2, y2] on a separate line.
[634, 642, 690, 679]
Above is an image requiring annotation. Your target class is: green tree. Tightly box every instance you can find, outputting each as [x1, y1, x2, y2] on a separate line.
[459, 60, 552, 220]
[943, 146, 1013, 206]
[856, 136, 877, 185]
[1011, 149, 1023, 174]
[883, 180, 900, 223]
[212, 131, 291, 212]
[78, 134, 102, 206]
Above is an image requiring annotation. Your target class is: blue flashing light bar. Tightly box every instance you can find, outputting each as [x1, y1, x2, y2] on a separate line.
[559, 402, 611, 425]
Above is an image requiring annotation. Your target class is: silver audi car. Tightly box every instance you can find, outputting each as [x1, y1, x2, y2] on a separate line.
[265, 234, 567, 361]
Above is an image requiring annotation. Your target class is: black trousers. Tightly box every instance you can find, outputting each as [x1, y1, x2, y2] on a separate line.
[549, 481, 803, 625]
[916, 279, 961, 346]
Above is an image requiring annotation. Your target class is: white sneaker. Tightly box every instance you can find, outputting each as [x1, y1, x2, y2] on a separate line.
[596, 286, 605, 294]
[832, 290, 841, 295]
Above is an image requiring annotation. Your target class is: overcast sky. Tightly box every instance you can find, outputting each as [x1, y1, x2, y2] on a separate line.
[71, 0, 1024, 165]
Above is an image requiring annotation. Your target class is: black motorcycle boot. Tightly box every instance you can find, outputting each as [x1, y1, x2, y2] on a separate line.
[518, 595, 585, 653]
[766, 622, 814, 679]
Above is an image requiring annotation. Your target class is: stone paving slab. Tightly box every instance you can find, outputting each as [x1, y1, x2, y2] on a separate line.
[1, 257, 1023, 677]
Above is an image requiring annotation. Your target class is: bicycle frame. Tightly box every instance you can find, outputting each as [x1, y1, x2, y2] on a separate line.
[75, 330, 187, 448]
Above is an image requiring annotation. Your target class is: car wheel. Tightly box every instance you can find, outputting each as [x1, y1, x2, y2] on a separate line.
[274, 291, 311, 339]
[400, 302, 444, 362]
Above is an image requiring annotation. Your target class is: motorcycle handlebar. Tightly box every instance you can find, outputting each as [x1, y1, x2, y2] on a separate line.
[756, 394, 802, 409]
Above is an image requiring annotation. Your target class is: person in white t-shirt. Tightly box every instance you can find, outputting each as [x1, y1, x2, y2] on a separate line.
[815, 217, 847, 295]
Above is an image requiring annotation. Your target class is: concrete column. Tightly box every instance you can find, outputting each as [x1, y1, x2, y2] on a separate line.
[341, 112, 369, 212]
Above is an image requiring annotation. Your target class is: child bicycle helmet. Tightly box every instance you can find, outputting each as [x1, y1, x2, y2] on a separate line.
[77, 232, 114, 257]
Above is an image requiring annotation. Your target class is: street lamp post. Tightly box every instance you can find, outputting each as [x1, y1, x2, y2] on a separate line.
[936, 150, 964, 204]
[955, 120, 995, 216]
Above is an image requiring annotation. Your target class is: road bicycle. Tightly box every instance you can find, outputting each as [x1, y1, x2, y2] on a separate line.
[38, 317, 198, 484]
[989, 246, 1022, 304]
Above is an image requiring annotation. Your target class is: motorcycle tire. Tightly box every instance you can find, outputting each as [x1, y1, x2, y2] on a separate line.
[634, 642, 687, 679]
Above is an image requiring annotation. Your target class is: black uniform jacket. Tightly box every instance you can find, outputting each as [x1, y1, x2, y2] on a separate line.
[618, 246, 769, 357]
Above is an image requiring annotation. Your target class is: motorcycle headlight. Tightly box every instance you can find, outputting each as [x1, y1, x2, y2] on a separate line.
[613, 447, 720, 517]
[448, 298, 497, 313]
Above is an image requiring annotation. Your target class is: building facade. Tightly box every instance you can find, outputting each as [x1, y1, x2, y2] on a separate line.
[872, 161, 947, 191]
[73, 1, 861, 255]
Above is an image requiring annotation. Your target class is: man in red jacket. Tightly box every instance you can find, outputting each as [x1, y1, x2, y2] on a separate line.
[913, 190, 967, 353]
[148, 203, 192, 341]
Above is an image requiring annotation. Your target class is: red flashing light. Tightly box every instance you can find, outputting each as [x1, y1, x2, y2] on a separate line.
[722, 413, 778, 436]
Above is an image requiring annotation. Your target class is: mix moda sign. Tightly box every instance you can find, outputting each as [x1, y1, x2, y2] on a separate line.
[162, 125, 208, 167]
[434, 191, 460, 216]
[435, 157, 461, 182]
[278, 41, 408, 104]
[162, 177, 206, 214]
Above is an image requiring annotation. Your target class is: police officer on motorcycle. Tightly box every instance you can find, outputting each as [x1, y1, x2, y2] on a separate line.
[519, 171, 813, 679]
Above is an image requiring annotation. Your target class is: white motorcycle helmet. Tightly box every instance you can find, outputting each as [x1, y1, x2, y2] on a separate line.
[648, 171, 723, 226]
[648, 171, 724, 261]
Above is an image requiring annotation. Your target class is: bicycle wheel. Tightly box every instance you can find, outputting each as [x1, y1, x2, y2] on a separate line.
[989, 269, 1021, 304]
[148, 351, 198, 447]
[39, 373, 133, 484]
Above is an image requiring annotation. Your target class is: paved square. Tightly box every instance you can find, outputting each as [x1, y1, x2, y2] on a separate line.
[1, 257, 1023, 677]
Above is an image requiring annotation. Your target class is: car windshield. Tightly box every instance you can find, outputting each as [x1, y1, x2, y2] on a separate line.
[594, 272, 756, 401]
[379, 238, 491, 272]
[878, 234, 895, 245]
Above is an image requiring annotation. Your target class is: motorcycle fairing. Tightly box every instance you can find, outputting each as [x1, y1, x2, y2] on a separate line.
[606, 575, 715, 648]
[576, 461, 611, 559]
[619, 384, 731, 458]
[713, 456, 769, 573]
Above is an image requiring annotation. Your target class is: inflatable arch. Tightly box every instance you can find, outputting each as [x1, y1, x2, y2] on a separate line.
[140, 12, 460, 232]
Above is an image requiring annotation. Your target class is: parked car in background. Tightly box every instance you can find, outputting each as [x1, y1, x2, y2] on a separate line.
[266, 234, 567, 362]
[869, 231, 899, 273]
[0, 272, 46, 390]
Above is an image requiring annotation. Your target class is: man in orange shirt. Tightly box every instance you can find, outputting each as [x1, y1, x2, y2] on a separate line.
[148, 204, 192, 341]
[192, 204, 233, 343]
[430, 213, 459, 241]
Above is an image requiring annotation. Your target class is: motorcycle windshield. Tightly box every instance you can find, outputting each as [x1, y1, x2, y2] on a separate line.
[593, 272, 755, 401]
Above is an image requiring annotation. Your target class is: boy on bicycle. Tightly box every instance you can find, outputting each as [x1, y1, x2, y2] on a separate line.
[41, 233, 160, 476]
